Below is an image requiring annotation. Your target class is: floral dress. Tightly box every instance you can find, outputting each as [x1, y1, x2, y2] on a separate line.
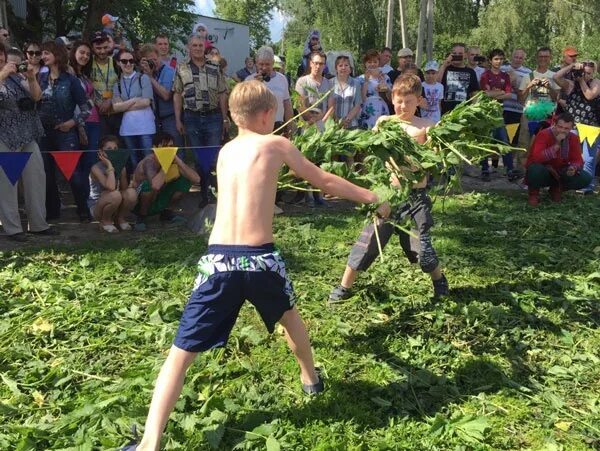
[358, 73, 392, 129]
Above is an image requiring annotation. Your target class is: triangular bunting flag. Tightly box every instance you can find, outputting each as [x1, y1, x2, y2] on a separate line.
[50, 151, 83, 181]
[505, 123, 519, 145]
[576, 123, 600, 146]
[0, 152, 32, 185]
[105, 149, 131, 176]
[193, 146, 221, 174]
[153, 147, 178, 174]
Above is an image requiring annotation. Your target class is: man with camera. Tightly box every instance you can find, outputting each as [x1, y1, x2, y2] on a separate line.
[518, 47, 560, 139]
[437, 43, 480, 114]
[138, 43, 183, 148]
[246, 46, 293, 136]
[0, 46, 57, 241]
[467, 46, 486, 83]
[554, 60, 600, 194]
[173, 34, 228, 208]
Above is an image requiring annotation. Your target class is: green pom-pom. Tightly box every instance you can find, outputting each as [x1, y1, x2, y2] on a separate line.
[524, 101, 556, 120]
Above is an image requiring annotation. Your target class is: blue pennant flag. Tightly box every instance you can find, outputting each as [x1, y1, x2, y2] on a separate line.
[0, 152, 32, 186]
[193, 146, 221, 174]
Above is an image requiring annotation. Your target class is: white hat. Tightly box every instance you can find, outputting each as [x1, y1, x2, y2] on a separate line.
[195, 23, 208, 31]
[424, 60, 439, 72]
[397, 48, 414, 57]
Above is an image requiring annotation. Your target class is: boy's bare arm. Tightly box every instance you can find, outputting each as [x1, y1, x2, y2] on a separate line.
[174, 156, 201, 184]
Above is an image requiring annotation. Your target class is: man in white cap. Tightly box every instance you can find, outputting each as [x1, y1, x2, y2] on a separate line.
[389, 48, 423, 83]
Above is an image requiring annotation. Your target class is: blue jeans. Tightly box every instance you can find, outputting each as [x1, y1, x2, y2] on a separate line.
[482, 126, 514, 173]
[184, 111, 223, 203]
[41, 128, 93, 219]
[580, 134, 600, 191]
[84, 122, 101, 151]
[157, 115, 185, 157]
[122, 134, 154, 169]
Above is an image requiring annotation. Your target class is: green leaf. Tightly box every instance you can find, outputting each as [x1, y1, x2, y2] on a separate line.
[266, 435, 281, 451]
[203, 423, 224, 449]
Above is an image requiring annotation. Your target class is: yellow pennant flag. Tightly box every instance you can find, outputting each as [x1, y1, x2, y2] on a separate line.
[576, 123, 600, 146]
[505, 123, 519, 145]
[153, 147, 178, 174]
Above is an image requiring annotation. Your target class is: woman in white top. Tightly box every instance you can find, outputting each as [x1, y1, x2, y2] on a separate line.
[328, 55, 363, 129]
[112, 49, 156, 168]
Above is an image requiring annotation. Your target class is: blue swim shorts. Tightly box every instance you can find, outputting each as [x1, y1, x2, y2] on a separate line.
[173, 243, 296, 352]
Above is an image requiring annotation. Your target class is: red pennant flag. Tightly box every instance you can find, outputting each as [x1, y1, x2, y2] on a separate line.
[50, 151, 83, 181]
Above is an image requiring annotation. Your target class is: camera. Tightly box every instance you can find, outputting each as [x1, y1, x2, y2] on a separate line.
[572, 68, 584, 78]
[473, 55, 486, 63]
[259, 72, 271, 83]
[17, 62, 28, 73]
[17, 97, 36, 111]
[451, 54, 463, 62]
[142, 58, 155, 71]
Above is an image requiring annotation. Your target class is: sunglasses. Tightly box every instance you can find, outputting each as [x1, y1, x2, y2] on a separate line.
[27, 50, 42, 56]
[119, 58, 135, 65]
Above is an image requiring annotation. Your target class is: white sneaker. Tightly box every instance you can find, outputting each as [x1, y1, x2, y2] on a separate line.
[274, 204, 284, 215]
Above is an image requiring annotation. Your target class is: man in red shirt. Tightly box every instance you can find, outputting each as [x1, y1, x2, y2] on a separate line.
[525, 113, 592, 206]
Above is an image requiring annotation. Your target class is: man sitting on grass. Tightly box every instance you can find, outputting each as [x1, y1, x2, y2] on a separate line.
[131, 132, 200, 231]
[525, 112, 591, 206]
[123, 80, 389, 450]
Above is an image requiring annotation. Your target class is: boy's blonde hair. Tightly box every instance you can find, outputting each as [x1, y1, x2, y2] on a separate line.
[229, 80, 277, 127]
[392, 74, 422, 98]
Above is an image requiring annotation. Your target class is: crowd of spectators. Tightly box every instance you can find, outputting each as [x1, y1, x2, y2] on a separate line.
[1, 18, 599, 243]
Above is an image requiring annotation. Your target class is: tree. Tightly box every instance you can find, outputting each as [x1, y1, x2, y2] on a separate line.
[7, 0, 197, 48]
[213, 0, 278, 50]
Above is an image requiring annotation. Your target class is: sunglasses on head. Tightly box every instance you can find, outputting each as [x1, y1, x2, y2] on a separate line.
[27, 50, 42, 56]
[119, 58, 135, 65]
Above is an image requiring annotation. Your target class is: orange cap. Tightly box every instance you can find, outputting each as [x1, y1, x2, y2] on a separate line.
[563, 46, 578, 57]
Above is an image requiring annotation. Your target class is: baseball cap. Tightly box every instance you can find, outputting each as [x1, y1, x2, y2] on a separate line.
[89, 30, 109, 43]
[424, 60, 439, 72]
[397, 48, 414, 58]
[55, 36, 71, 47]
[102, 14, 119, 26]
[563, 46, 578, 57]
[195, 23, 208, 32]
[273, 55, 282, 70]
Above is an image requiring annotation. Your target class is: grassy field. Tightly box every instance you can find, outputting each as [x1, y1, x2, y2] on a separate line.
[1, 191, 599, 450]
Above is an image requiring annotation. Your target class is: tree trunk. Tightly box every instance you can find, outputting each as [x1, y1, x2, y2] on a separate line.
[426, 0, 434, 61]
[398, 0, 407, 49]
[385, 0, 394, 48]
[84, 0, 109, 38]
[415, 0, 426, 65]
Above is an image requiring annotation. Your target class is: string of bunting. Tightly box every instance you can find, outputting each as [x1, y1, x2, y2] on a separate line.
[0, 146, 221, 186]
[2, 122, 600, 186]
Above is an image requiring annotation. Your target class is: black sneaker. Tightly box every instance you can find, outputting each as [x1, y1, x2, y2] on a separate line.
[29, 227, 60, 236]
[302, 367, 325, 395]
[433, 274, 449, 298]
[7, 232, 28, 242]
[481, 171, 491, 182]
[328, 285, 352, 304]
[507, 171, 520, 182]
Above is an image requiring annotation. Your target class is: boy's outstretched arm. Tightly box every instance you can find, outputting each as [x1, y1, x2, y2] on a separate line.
[281, 139, 390, 217]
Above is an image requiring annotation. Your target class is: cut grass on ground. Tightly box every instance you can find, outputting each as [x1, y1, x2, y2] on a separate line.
[1, 191, 599, 450]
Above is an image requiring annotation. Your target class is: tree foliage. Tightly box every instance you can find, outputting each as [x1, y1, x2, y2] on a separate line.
[213, 0, 279, 50]
[7, 0, 197, 49]
[279, 0, 600, 73]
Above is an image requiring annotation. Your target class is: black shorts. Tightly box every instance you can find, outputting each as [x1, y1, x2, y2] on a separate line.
[174, 244, 296, 352]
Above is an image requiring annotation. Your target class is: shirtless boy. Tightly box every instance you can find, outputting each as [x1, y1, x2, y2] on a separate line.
[125, 80, 389, 450]
[329, 74, 449, 303]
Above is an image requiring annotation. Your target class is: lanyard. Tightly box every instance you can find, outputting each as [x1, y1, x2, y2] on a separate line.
[122, 74, 135, 99]
[95, 60, 111, 91]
